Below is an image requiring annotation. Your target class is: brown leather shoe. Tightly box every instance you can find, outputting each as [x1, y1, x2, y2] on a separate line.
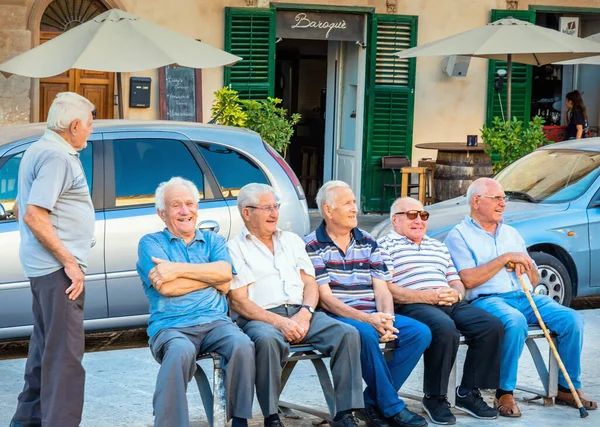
[493, 394, 522, 418]
[556, 389, 598, 410]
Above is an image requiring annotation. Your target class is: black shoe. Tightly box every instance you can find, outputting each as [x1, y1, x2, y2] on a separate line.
[421, 395, 456, 425]
[329, 413, 359, 427]
[355, 406, 390, 427]
[455, 388, 498, 420]
[264, 419, 285, 427]
[388, 408, 428, 427]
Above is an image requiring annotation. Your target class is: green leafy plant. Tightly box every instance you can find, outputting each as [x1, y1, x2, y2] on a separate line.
[210, 89, 301, 158]
[481, 115, 549, 173]
[211, 87, 246, 127]
[241, 97, 301, 158]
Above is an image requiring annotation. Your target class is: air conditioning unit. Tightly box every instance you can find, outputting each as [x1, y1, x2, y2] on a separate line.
[442, 55, 471, 77]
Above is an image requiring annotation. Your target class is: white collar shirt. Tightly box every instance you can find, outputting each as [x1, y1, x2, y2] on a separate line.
[228, 227, 315, 309]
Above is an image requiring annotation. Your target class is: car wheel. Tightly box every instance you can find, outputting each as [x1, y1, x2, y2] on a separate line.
[529, 251, 572, 306]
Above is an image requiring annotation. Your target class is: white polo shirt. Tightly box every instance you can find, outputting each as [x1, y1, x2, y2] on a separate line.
[228, 227, 315, 309]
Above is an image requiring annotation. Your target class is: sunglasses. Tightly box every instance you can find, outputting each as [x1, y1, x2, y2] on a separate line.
[394, 210, 430, 221]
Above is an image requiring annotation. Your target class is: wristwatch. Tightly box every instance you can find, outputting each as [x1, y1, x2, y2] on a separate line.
[302, 305, 315, 315]
[457, 291, 463, 303]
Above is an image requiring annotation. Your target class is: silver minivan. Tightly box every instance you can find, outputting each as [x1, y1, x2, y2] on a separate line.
[0, 120, 310, 340]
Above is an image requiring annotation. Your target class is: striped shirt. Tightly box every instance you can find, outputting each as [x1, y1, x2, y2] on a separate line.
[378, 231, 460, 290]
[304, 221, 391, 313]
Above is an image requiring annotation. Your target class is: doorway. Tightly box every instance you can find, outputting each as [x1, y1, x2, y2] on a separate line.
[275, 39, 328, 208]
[38, 0, 114, 121]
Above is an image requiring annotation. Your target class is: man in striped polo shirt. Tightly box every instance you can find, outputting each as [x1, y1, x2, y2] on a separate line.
[378, 197, 503, 425]
[304, 181, 431, 427]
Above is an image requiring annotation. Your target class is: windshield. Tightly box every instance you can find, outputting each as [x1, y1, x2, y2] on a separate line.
[495, 149, 600, 203]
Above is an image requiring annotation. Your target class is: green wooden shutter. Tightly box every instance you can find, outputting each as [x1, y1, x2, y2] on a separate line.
[486, 9, 536, 125]
[361, 14, 418, 213]
[224, 8, 275, 100]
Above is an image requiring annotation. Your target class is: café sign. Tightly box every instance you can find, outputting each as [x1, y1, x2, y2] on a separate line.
[276, 11, 365, 42]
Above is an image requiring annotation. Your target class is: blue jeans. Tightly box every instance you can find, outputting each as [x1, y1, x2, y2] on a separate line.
[330, 314, 431, 418]
[472, 290, 584, 391]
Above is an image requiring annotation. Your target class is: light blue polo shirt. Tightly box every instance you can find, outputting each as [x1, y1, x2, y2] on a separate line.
[444, 216, 534, 301]
[137, 229, 233, 339]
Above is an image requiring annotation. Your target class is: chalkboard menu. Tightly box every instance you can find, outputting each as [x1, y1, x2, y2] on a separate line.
[159, 65, 203, 122]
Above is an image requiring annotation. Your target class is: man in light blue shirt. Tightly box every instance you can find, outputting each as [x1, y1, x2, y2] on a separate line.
[445, 177, 596, 417]
[137, 177, 254, 427]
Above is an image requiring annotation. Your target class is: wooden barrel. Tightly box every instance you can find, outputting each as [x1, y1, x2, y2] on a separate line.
[434, 150, 493, 202]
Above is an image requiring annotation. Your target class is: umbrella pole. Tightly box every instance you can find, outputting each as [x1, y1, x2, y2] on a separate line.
[117, 72, 124, 119]
[507, 53, 512, 121]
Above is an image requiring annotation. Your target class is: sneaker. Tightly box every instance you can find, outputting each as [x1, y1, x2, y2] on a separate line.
[387, 407, 428, 427]
[455, 388, 498, 420]
[421, 395, 456, 425]
[355, 406, 390, 427]
[329, 413, 359, 427]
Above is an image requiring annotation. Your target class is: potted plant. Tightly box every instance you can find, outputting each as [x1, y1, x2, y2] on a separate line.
[481, 115, 549, 173]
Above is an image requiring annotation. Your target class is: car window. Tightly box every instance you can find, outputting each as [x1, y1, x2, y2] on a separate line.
[113, 138, 204, 207]
[197, 143, 268, 198]
[0, 143, 93, 221]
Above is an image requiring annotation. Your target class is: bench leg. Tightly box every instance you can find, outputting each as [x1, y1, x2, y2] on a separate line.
[193, 357, 227, 427]
[194, 363, 215, 427]
[515, 337, 558, 405]
[448, 359, 457, 407]
[310, 358, 336, 418]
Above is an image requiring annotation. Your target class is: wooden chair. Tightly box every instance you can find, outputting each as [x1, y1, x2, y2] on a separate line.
[381, 156, 428, 211]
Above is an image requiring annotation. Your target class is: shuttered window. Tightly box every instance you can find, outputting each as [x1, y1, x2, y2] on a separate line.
[486, 9, 536, 125]
[362, 14, 417, 213]
[224, 8, 275, 100]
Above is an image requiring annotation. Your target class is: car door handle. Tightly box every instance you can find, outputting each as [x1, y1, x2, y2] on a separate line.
[198, 220, 220, 234]
[91, 237, 97, 248]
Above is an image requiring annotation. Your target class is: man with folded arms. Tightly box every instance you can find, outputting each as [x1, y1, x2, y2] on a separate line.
[304, 181, 431, 427]
[228, 183, 363, 427]
[379, 197, 503, 425]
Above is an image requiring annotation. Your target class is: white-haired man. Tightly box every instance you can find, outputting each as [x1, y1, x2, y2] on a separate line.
[11, 92, 95, 427]
[136, 177, 255, 427]
[379, 197, 503, 425]
[228, 183, 363, 427]
[304, 181, 431, 427]
[445, 177, 596, 417]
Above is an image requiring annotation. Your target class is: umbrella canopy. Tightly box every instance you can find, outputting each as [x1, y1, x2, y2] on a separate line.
[555, 34, 600, 66]
[395, 18, 600, 119]
[0, 9, 241, 78]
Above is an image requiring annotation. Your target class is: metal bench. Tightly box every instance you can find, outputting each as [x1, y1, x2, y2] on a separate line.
[192, 325, 558, 427]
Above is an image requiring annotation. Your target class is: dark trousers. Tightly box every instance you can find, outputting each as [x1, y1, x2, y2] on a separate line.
[330, 314, 432, 418]
[238, 305, 364, 417]
[395, 302, 504, 396]
[149, 320, 255, 426]
[11, 268, 85, 427]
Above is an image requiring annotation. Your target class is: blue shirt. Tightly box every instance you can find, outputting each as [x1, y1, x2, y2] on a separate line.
[137, 229, 233, 338]
[304, 221, 391, 313]
[444, 216, 534, 301]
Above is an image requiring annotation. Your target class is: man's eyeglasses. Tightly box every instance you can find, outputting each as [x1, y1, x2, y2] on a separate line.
[394, 210, 430, 221]
[477, 195, 508, 202]
[246, 203, 281, 213]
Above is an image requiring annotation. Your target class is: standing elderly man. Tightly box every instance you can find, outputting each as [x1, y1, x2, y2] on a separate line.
[445, 177, 596, 417]
[378, 197, 503, 425]
[304, 181, 431, 427]
[11, 92, 95, 427]
[228, 183, 363, 427]
[137, 177, 255, 427]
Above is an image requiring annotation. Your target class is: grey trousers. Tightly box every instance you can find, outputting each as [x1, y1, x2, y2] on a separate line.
[11, 268, 86, 427]
[238, 306, 363, 417]
[149, 320, 255, 427]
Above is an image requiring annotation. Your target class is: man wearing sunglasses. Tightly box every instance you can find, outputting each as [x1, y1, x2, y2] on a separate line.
[445, 178, 595, 417]
[228, 183, 363, 427]
[378, 197, 503, 425]
[304, 181, 431, 427]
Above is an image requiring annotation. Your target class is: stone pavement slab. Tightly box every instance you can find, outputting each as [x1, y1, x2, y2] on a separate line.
[1, 309, 599, 426]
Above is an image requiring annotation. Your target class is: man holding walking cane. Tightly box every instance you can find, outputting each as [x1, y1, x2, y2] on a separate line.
[445, 177, 596, 418]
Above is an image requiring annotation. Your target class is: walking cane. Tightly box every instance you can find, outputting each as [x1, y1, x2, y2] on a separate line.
[507, 261, 589, 418]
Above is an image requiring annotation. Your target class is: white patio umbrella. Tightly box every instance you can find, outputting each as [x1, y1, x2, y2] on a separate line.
[0, 9, 241, 118]
[395, 18, 600, 120]
[555, 34, 600, 66]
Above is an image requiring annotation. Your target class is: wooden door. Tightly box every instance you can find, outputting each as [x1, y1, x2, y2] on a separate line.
[39, 32, 114, 121]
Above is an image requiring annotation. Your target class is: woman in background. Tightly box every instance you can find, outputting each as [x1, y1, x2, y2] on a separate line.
[565, 90, 588, 140]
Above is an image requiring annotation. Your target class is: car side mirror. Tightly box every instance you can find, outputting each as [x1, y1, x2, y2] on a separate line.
[0, 203, 6, 220]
